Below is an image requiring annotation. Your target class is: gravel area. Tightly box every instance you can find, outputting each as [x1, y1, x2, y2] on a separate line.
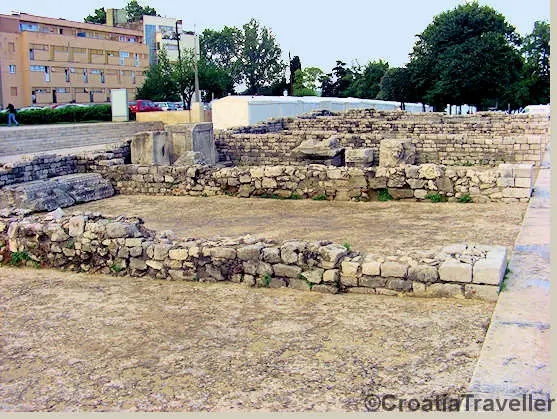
[0, 266, 493, 412]
[71, 195, 527, 256]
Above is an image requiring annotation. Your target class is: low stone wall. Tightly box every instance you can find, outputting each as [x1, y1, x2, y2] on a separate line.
[0, 142, 130, 188]
[94, 162, 533, 203]
[0, 212, 506, 301]
[215, 110, 549, 167]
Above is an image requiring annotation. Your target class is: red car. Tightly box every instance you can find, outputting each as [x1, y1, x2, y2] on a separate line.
[128, 100, 162, 115]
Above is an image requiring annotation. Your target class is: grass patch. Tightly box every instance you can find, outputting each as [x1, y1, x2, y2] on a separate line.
[343, 242, 352, 252]
[110, 264, 124, 273]
[499, 266, 511, 292]
[312, 194, 327, 201]
[457, 194, 472, 203]
[377, 189, 393, 202]
[425, 193, 448, 203]
[10, 251, 39, 268]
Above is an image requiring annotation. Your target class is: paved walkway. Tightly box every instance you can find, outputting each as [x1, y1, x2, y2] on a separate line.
[467, 146, 550, 400]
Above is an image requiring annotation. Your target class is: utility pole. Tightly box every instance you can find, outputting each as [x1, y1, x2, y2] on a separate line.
[175, 20, 186, 110]
[193, 24, 200, 104]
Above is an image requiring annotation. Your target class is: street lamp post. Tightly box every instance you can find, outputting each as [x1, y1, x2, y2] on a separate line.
[175, 20, 186, 110]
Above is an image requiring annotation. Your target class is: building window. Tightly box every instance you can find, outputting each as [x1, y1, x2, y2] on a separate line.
[29, 49, 34, 60]
[57, 88, 67, 93]
[9, 65, 16, 74]
[59, 28, 64, 35]
[135, 53, 139, 66]
[119, 51, 129, 65]
[65, 68, 70, 82]
[101, 72, 105, 84]
[10, 87, 18, 96]
[83, 69, 88, 83]
[77, 32, 86, 37]
[30, 65, 45, 72]
[44, 67, 50, 82]
[8, 42, 15, 52]
[131, 71, 136, 84]
[19, 23, 38, 32]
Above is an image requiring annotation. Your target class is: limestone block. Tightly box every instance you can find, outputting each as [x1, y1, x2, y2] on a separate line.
[472, 256, 506, 286]
[407, 179, 427, 189]
[168, 269, 195, 281]
[69, 215, 85, 237]
[514, 177, 532, 188]
[288, 278, 311, 291]
[464, 284, 499, 302]
[256, 262, 273, 276]
[408, 265, 439, 283]
[129, 257, 147, 271]
[386, 278, 412, 291]
[341, 260, 360, 277]
[362, 260, 381, 276]
[368, 176, 387, 189]
[426, 283, 464, 298]
[412, 281, 427, 295]
[439, 261, 472, 283]
[319, 244, 348, 269]
[378, 139, 416, 167]
[153, 244, 171, 261]
[131, 131, 170, 165]
[168, 248, 189, 260]
[311, 284, 339, 294]
[125, 238, 142, 247]
[388, 188, 414, 200]
[209, 247, 236, 259]
[273, 263, 302, 278]
[146, 260, 163, 270]
[237, 244, 264, 260]
[345, 148, 374, 167]
[268, 278, 287, 288]
[418, 164, 443, 179]
[359, 276, 386, 288]
[291, 136, 343, 160]
[414, 189, 428, 199]
[502, 188, 531, 199]
[497, 163, 514, 178]
[514, 163, 533, 178]
[262, 247, 281, 263]
[497, 177, 515, 187]
[106, 222, 135, 239]
[340, 274, 358, 287]
[301, 268, 324, 284]
[380, 261, 408, 278]
[323, 269, 340, 283]
[347, 287, 375, 294]
[173, 151, 207, 166]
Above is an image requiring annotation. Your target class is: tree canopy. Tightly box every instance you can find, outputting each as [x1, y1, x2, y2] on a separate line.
[521, 20, 550, 104]
[84, 7, 106, 24]
[83, 1, 158, 24]
[407, 1, 523, 110]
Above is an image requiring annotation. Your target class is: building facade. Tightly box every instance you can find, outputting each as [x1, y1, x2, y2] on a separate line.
[142, 15, 199, 65]
[0, 12, 149, 108]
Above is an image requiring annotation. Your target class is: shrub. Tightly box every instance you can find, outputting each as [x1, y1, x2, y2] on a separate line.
[343, 242, 352, 252]
[377, 189, 393, 201]
[262, 273, 272, 288]
[0, 105, 112, 125]
[425, 193, 448, 203]
[312, 194, 327, 201]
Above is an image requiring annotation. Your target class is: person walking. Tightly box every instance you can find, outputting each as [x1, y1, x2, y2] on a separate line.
[7, 104, 19, 127]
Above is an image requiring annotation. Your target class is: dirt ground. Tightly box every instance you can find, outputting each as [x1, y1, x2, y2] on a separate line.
[72, 195, 527, 256]
[0, 266, 494, 412]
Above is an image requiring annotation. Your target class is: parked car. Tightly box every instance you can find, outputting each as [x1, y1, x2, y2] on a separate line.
[52, 103, 88, 109]
[128, 100, 162, 116]
[155, 102, 178, 111]
[173, 102, 184, 111]
[16, 106, 47, 111]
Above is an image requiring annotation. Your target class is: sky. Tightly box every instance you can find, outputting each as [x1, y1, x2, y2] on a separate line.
[2, 0, 550, 72]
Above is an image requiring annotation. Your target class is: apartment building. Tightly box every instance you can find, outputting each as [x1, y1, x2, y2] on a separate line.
[0, 12, 150, 108]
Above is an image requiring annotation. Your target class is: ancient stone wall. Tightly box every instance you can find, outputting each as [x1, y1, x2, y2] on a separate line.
[0, 212, 506, 301]
[92, 161, 533, 203]
[215, 110, 549, 167]
[0, 142, 130, 188]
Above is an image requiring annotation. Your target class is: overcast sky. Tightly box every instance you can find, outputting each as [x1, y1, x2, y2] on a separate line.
[2, 0, 550, 71]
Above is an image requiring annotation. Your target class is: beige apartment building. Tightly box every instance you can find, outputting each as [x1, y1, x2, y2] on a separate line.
[0, 12, 150, 108]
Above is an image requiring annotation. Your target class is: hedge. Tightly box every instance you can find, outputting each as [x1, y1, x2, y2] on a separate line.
[0, 105, 112, 125]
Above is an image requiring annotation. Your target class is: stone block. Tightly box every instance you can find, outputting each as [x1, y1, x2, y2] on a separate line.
[412, 281, 427, 295]
[502, 188, 531, 199]
[129, 257, 147, 271]
[153, 244, 171, 261]
[209, 247, 236, 259]
[340, 274, 358, 287]
[237, 244, 264, 260]
[464, 284, 499, 302]
[269, 278, 287, 288]
[427, 283, 464, 298]
[473, 256, 506, 286]
[514, 177, 532, 188]
[497, 177, 515, 187]
[301, 268, 324, 284]
[168, 248, 189, 260]
[311, 284, 339, 294]
[319, 244, 348, 269]
[347, 287, 375, 294]
[68, 215, 85, 237]
[418, 164, 443, 179]
[106, 222, 135, 239]
[168, 269, 195, 281]
[146, 260, 163, 270]
[130, 131, 170, 165]
[345, 148, 374, 167]
[497, 163, 514, 178]
[386, 278, 412, 291]
[408, 265, 439, 283]
[362, 260, 381, 276]
[439, 261, 472, 283]
[414, 189, 428, 199]
[256, 262, 273, 276]
[288, 278, 311, 291]
[514, 163, 533, 178]
[125, 238, 143, 248]
[388, 188, 414, 200]
[323, 269, 340, 283]
[380, 261, 408, 278]
[378, 139, 416, 167]
[262, 247, 281, 263]
[341, 259, 360, 277]
[359, 276, 386, 288]
[273, 263, 302, 278]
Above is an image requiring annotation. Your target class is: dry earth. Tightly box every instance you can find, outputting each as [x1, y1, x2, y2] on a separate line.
[0, 266, 493, 412]
[72, 195, 527, 256]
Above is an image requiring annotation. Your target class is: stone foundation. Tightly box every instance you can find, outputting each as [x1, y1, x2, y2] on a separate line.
[0, 212, 506, 301]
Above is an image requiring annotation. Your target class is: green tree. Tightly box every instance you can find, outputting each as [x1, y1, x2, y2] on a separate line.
[320, 61, 354, 97]
[199, 59, 235, 101]
[240, 19, 285, 94]
[378, 67, 415, 109]
[136, 49, 178, 101]
[289, 55, 301, 95]
[125, 0, 158, 22]
[522, 20, 550, 104]
[293, 67, 324, 96]
[408, 1, 523, 110]
[200, 27, 243, 84]
[346, 59, 389, 98]
[84, 7, 106, 24]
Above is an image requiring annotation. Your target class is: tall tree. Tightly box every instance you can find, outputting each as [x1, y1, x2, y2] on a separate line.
[408, 1, 523, 110]
[84, 7, 106, 24]
[345, 59, 389, 98]
[289, 55, 301, 95]
[136, 48, 177, 101]
[321, 61, 353, 97]
[293, 67, 324, 96]
[240, 19, 285, 94]
[522, 20, 550, 104]
[125, 0, 158, 22]
[200, 27, 243, 84]
[378, 67, 414, 109]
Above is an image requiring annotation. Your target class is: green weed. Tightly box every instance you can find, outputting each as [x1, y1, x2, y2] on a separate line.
[377, 189, 393, 202]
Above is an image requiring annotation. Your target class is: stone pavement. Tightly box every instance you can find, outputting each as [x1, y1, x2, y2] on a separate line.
[467, 146, 550, 401]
